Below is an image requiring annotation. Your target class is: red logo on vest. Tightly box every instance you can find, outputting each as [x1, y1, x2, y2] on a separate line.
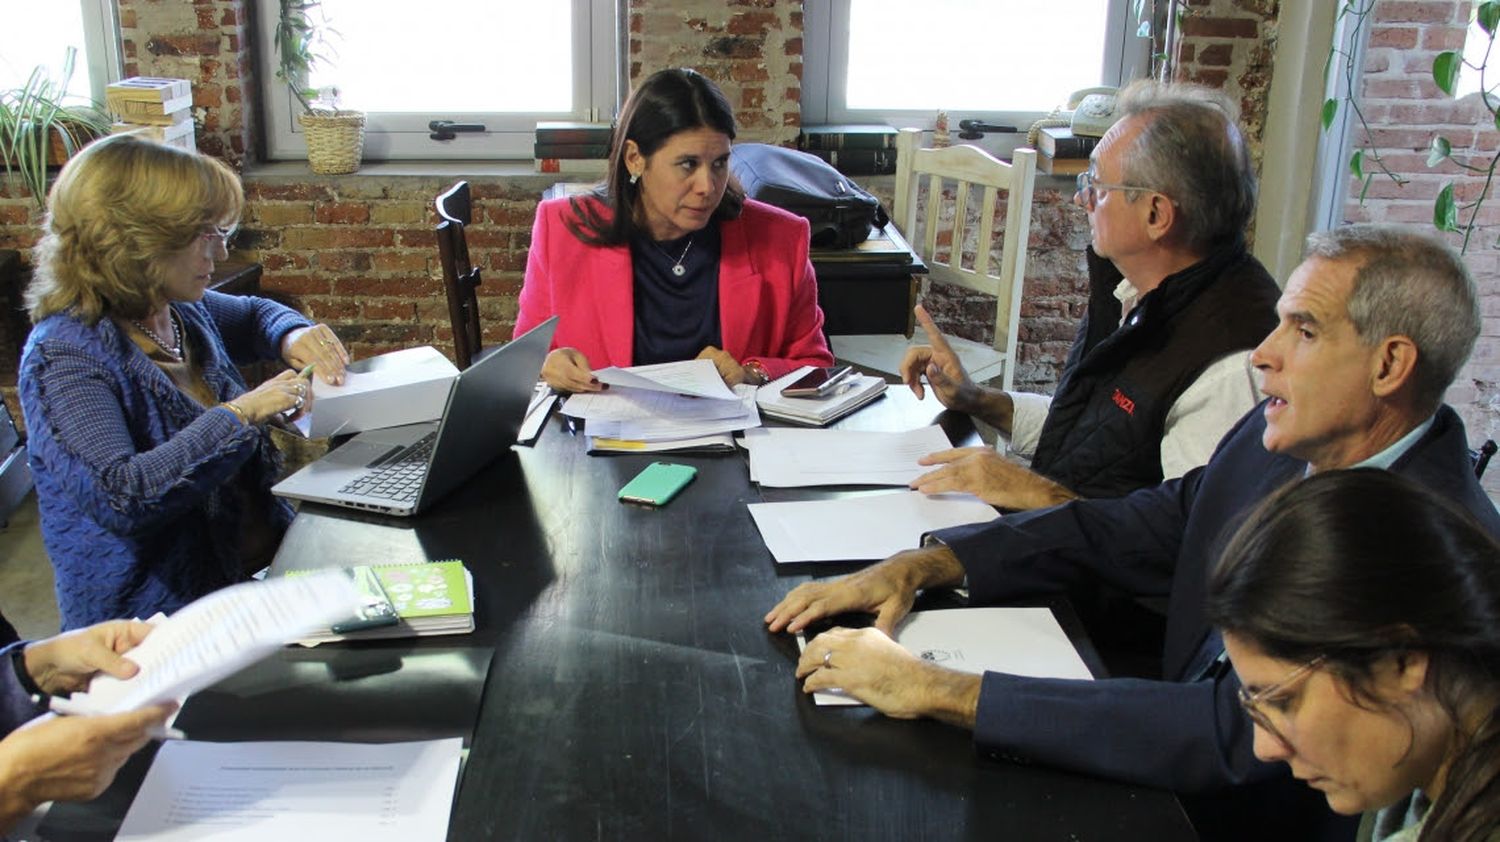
[1111, 388, 1136, 416]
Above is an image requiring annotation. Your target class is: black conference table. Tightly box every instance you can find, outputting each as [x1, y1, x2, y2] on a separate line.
[41, 389, 1195, 841]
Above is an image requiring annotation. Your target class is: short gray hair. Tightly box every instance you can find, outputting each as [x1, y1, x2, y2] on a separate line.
[1114, 80, 1256, 254]
[1306, 224, 1478, 411]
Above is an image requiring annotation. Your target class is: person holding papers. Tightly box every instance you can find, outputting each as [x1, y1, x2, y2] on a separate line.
[515, 68, 833, 393]
[0, 613, 175, 832]
[766, 226, 1500, 839]
[1208, 471, 1500, 842]
[903, 82, 1278, 511]
[19, 134, 350, 629]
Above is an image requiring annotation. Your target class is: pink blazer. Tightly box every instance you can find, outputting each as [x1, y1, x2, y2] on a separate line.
[514, 196, 833, 380]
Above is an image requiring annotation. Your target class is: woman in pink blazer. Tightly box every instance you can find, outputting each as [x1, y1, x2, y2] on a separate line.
[514, 68, 833, 392]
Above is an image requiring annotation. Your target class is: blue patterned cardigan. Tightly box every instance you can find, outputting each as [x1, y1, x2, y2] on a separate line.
[19, 291, 311, 630]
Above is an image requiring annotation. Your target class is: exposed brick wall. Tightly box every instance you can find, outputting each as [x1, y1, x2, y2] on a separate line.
[630, 0, 803, 145]
[1343, 0, 1500, 492]
[1173, 0, 1281, 173]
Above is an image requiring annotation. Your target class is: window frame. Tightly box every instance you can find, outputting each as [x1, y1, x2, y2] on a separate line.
[802, 0, 1151, 156]
[254, 0, 619, 162]
[80, 0, 125, 103]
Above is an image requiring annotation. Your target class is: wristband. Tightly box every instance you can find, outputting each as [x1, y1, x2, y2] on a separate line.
[222, 401, 251, 425]
[9, 644, 45, 705]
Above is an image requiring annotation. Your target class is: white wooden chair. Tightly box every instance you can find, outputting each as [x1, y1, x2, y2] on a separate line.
[831, 128, 1037, 391]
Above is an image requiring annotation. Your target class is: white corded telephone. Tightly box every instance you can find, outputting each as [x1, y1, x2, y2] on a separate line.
[1026, 86, 1121, 147]
[1066, 86, 1120, 138]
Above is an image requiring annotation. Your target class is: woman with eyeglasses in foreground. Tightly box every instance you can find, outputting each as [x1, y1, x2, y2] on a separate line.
[1207, 469, 1500, 842]
[20, 133, 349, 629]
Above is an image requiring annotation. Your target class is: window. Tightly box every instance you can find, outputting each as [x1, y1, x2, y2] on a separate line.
[255, 0, 619, 162]
[0, 1, 121, 104]
[803, 0, 1149, 154]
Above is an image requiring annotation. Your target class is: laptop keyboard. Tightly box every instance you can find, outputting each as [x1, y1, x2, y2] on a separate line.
[338, 432, 438, 502]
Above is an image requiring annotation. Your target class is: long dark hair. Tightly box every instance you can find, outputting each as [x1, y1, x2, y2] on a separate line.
[567, 67, 745, 246]
[1206, 469, 1500, 841]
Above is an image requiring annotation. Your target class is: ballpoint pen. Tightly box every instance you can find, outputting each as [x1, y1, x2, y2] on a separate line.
[45, 695, 187, 741]
[299, 363, 315, 378]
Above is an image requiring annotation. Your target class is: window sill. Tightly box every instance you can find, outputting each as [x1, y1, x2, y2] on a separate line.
[241, 159, 583, 182]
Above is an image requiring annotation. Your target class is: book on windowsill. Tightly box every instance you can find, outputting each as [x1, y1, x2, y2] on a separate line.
[533, 142, 610, 159]
[110, 119, 196, 152]
[1036, 126, 1097, 159]
[535, 121, 612, 145]
[105, 76, 191, 103]
[802, 147, 896, 176]
[535, 157, 609, 175]
[798, 124, 898, 150]
[1037, 154, 1088, 176]
[756, 367, 888, 426]
[291, 560, 474, 646]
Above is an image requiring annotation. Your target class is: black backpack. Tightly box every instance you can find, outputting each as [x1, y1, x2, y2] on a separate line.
[729, 143, 890, 250]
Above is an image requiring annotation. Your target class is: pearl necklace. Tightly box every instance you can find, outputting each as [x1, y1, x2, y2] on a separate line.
[652, 236, 694, 277]
[132, 310, 183, 361]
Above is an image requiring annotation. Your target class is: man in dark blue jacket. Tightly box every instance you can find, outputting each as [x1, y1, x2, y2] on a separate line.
[766, 224, 1499, 839]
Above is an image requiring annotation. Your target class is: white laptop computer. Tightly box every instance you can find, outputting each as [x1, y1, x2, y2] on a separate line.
[272, 317, 557, 516]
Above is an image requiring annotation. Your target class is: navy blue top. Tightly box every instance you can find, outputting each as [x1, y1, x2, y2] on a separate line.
[629, 223, 722, 366]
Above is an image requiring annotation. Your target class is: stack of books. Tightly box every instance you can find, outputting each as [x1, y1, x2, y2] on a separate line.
[293, 560, 475, 645]
[1035, 126, 1095, 177]
[534, 121, 610, 175]
[105, 77, 195, 152]
[797, 124, 897, 175]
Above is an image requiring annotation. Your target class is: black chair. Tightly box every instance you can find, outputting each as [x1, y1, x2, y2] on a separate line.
[1472, 439, 1497, 480]
[434, 181, 484, 369]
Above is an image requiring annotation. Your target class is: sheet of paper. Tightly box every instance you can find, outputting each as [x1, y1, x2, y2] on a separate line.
[115, 738, 462, 841]
[748, 490, 998, 562]
[60, 574, 362, 716]
[797, 607, 1094, 705]
[744, 425, 953, 487]
[585, 386, 759, 441]
[561, 385, 752, 424]
[593, 359, 737, 401]
[516, 382, 556, 444]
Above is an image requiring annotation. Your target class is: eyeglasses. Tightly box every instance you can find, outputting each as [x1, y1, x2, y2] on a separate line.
[199, 224, 238, 249]
[1074, 171, 1153, 210]
[1237, 654, 1326, 748]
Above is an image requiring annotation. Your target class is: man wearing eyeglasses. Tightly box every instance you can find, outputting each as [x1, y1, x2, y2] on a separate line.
[904, 80, 1279, 512]
[768, 225, 1500, 840]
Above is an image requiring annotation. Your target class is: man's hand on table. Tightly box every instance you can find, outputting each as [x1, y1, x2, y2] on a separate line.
[796, 626, 981, 728]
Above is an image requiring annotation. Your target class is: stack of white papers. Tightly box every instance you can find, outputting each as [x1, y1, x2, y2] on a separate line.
[748, 490, 998, 562]
[560, 359, 760, 451]
[55, 574, 363, 717]
[117, 738, 462, 841]
[757, 366, 888, 426]
[797, 607, 1094, 706]
[742, 425, 952, 487]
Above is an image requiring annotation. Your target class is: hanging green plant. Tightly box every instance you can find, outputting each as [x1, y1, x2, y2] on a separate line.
[1327, 1, 1498, 252]
[0, 48, 110, 210]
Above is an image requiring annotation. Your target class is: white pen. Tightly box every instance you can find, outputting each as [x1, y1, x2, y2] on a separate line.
[46, 694, 187, 741]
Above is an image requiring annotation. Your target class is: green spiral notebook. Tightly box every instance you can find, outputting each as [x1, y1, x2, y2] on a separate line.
[291, 559, 474, 645]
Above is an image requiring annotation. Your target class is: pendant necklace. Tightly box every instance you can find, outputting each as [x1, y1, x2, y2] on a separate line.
[132, 309, 183, 361]
[653, 236, 694, 277]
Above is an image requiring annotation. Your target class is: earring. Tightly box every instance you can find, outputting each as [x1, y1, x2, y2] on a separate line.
[629, 172, 640, 185]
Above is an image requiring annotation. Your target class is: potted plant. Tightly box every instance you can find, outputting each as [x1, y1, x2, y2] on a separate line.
[0, 49, 110, 209]
[275, 0, 365, 174]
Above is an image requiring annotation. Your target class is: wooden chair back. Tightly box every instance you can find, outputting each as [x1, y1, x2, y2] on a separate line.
[893, 128, 1036, 391]
[434, 181, 483, 369]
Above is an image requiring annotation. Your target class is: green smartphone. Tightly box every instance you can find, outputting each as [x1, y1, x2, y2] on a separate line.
[618, 462, 698, 506]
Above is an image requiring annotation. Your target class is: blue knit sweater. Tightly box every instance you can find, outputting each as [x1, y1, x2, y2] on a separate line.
[19, 291, 310, 629]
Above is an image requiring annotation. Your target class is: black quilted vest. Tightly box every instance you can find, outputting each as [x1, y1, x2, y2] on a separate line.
[1029, 239, 1280, 498]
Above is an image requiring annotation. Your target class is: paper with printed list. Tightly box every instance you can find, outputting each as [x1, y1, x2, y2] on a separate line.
[797, 607, 1094, 705]
[115, 738, 462, 841]
[54, 574, 363, 718]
